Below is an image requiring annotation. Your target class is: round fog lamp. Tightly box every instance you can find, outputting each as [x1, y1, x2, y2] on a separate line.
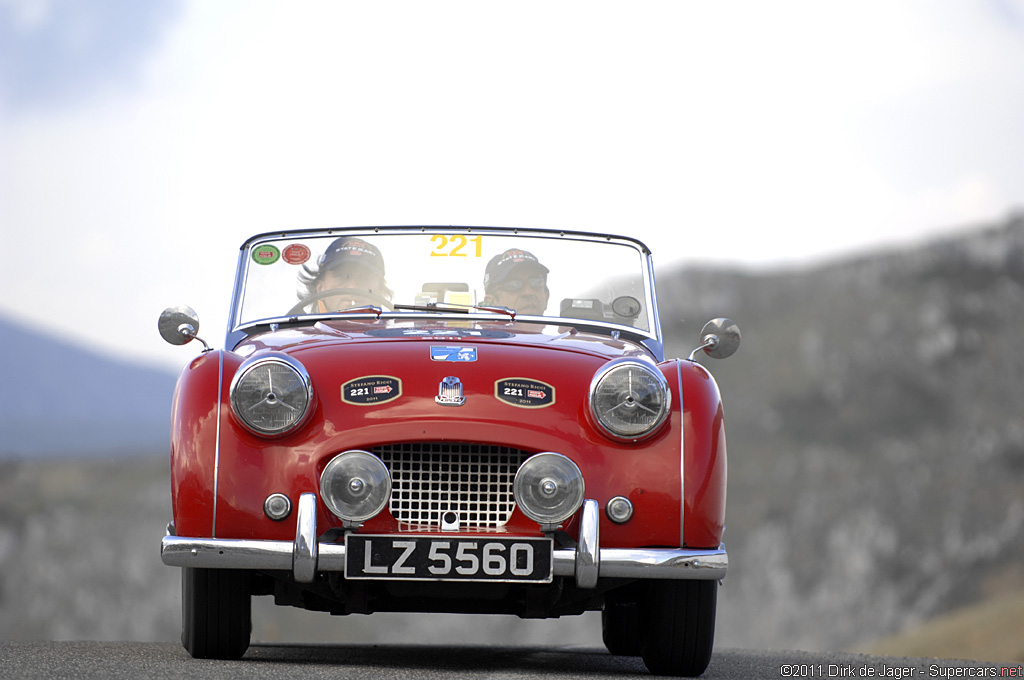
[606, 496, 634, 524]
[264, 493, 292, 521]
[514, 452, 585, 526]
[320, 450, 392, 522]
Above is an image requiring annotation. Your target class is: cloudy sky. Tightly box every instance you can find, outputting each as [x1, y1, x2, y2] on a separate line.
[2, 0, 1023, 370]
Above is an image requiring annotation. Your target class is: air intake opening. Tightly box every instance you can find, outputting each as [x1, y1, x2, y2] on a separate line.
[374, 442, 531, 528]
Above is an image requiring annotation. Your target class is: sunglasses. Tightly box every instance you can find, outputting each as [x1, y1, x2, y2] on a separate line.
[498, 277, 547, 293]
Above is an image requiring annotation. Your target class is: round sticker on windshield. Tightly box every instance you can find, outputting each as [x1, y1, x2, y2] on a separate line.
[252, 245, 281, 265]
[283, 244, 311, 265]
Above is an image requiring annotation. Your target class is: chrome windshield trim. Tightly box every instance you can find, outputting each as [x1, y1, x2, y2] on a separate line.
[234, 312, 658, 339]
[226, 314, 665, 361]
[240, 225, 654, 255]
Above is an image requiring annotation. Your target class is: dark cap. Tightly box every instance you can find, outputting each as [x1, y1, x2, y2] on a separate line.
[318, 237, 385, 277]
[484, 248, 549, 290]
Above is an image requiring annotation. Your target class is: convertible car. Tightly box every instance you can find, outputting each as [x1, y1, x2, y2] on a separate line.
[158, 226, 739, 676]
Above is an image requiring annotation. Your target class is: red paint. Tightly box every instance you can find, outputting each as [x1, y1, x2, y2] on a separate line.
[170, 320, 727, 551]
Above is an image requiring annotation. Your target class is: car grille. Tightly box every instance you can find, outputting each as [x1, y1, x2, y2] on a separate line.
[374, 442, 531, 528]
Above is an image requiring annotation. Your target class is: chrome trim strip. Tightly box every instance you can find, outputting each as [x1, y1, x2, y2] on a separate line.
[212, 351, 223, 538]
[677, 360, 685, 547]
[293, 493, 318, 583]
[575, 499, 600, 589]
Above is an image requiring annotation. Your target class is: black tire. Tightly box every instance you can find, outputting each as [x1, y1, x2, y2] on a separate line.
[639, 580, 717, 677]
[181, 567, 252, 659]
[602, 598, 642, 656]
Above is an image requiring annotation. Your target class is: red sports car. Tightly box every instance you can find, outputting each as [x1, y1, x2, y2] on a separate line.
[159, 226, 739, 676]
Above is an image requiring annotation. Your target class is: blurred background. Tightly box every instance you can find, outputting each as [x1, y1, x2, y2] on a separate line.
[1, 0, 1022, 663]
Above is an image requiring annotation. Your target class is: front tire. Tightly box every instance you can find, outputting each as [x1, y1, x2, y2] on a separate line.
[181, 567, 252, 659]
[640, 580, 717, 676]
[602, 595, 642, 656]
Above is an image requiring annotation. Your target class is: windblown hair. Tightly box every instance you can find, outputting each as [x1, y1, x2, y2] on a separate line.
[295, 263, 394, 306]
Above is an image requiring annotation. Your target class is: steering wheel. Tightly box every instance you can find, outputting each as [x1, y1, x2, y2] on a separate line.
[288, 288, 395, 315]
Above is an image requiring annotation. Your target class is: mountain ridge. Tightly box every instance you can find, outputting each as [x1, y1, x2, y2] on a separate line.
[0, 316, 178, 457]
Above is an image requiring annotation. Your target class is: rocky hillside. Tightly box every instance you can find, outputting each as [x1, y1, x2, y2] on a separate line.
[1, 216, 1022, 654]
[659, 214, 1024, 651]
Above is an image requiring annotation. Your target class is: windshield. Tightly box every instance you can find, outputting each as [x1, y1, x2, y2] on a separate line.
[232, 228, 656, 336]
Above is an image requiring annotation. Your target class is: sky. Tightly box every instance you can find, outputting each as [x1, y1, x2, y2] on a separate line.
[2, 0, 1023, 371]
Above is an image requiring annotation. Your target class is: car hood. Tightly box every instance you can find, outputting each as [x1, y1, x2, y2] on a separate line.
[233, 318, 655, 363]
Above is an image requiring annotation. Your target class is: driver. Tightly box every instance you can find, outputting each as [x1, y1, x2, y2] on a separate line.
[482, 248, 550, 316]
[298, 237, 392, 312]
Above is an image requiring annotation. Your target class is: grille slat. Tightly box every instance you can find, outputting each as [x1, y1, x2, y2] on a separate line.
[375, 443, 530, 528]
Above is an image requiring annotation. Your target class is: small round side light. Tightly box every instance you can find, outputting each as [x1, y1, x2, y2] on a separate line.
[606, 496, 634, 524]
[264, 493, 292, 521]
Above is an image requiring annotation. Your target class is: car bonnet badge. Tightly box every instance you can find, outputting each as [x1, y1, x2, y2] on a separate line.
[435, 376, 466, 406]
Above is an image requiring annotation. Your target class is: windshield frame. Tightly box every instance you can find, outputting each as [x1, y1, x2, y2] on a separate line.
[225, 226, 664, 357]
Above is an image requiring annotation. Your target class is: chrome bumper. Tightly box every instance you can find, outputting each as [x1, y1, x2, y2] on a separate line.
[161, 496, 727, 588]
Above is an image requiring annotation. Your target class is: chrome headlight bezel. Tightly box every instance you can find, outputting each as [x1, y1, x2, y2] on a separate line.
[229, 354, 314, 437]
[588, 358, 672, 441]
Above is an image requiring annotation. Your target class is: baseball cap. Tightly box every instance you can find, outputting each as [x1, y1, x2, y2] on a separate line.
[318, 237, 385, 277]
[484, 248, 549, 290]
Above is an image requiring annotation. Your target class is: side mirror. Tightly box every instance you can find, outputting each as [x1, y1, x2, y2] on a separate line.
[688, 318, 740, 361]
[158, 306, 210, 351]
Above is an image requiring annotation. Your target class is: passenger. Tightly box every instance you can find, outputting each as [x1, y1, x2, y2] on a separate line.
[482, 248, 550, 315]
[298, 237, 392, 312]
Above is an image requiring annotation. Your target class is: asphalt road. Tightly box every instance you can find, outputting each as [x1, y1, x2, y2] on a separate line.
[0, 642, 1016, 680]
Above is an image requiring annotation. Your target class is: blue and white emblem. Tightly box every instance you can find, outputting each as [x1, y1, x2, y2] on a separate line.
[435, 376, 466, 406]
[431, 345, 477, 362]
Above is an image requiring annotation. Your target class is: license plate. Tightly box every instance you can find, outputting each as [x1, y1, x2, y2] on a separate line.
[344, 535, 553, 583]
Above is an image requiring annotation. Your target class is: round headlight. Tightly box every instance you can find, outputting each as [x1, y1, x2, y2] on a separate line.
[230, 356, 313, 436]
[320, 450, 392, 523]
[513, 452, 585, 526]
[589, 359, 671, 440]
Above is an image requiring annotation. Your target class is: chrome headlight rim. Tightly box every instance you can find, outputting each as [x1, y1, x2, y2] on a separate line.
[319, 450, 392, 523]
[229, 354, 314, 438]
[588, 357, 672, 442]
